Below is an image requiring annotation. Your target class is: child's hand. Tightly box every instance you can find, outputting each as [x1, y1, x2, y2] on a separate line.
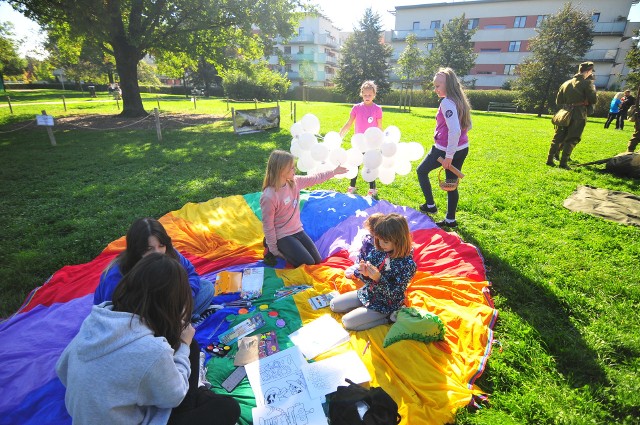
[180, 323, 195, 345]
[441, 157, 453, 170]
[359, 261, 381, 282]
[334, 165, 348, 175]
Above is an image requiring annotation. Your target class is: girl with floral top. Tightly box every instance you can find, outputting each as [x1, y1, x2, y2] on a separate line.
[331, 213, 416, 331]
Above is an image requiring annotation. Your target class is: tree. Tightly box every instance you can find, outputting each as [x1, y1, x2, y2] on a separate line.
[623, 30, 640, 90]
[395, 33, 425, 110]
[335, 8, 392, 101]
[514, 3, 593, 116]
[9, 0, 304, 116]
[424, 14, 477, 78]
[298, 61, 315, 101]
[0, 21, 26, 91]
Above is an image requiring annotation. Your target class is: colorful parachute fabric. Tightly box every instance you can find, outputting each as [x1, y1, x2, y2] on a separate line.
[0, 190, 497, 425]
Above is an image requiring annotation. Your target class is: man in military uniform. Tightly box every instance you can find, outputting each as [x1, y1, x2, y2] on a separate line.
[546, 61, 597, 169]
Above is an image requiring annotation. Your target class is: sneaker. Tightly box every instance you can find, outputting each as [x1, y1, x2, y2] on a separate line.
[264, 251, 277, 267]
[198, 352, 212, 389]
[347, 186, 356, 194]
[367, 188, 378, 197]
[191, 305, 219, 326]
[436, 219, 458, 228]
[419, 203, 437, 214]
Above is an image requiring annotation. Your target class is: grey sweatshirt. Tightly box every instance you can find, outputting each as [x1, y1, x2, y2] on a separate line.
[55, 303, 191, 424]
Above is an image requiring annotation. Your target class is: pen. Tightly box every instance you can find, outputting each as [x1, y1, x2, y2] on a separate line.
[362, 340, 371, 355]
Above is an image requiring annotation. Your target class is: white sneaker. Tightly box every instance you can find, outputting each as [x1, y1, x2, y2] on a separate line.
[367, 188, 378, 197]
[347, 186, 356, 194]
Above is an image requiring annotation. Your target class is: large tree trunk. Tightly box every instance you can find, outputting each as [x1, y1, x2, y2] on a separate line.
[112, 42, 146, 117]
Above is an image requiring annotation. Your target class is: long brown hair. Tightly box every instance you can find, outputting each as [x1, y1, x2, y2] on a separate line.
[373, 213, 413, 258]
[435, 67, 472, 130]
[112, 253, 192, 351]
[262, 150, 295, 190]
[116, 218, 179, 275]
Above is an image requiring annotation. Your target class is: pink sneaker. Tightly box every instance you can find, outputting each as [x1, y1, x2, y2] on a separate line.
[367, 188, 378, 197]
[347, 186, 356, 194]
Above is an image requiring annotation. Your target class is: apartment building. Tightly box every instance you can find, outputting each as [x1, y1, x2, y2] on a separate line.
[389, 0, 639, 89]
[266, 15, 344, 87]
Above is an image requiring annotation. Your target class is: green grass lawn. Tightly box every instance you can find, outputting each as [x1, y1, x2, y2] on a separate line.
[1, 89, 638, 424]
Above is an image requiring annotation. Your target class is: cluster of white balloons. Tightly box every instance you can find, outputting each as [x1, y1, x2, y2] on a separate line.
[289, 113, 425, 185]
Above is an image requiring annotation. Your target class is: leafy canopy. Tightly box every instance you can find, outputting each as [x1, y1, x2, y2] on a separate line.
[424, 14, 477, 78]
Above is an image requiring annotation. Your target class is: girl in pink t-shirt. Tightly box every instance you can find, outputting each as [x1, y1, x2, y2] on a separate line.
[260, 150, 346, 267]
[340, 80, 383, 197]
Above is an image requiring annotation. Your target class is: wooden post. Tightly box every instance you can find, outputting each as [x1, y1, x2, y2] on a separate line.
[7, 96, 13, 114]
[254, 99, 258, 109]
[193, 96, 197, 110]
[226, 98, 229, 111]
[156, 96, 160, 110]
[231, 107, 236, 132]
[290, 101, 293, 120]
[62, 95, 67, 111]
[293, 103, 297, 123]
[116, 98, 120, 110]
[41, 110, 57, 146]
[154, 108, 162, 142]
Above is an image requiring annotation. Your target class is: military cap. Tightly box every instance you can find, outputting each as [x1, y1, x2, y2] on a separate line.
[578, 61, 594, 73]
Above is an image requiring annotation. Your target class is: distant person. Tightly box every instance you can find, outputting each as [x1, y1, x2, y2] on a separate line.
[330, 213, 416, 331]
[618, 89, 635, 130]
[626, 87, 640, 152]
[604, 92, 623, 129]
[93, 217, 215, 322]
[57, 254, 240, 425]
[416, 67, 472, 228]
[546, 61, 597, 169]
[339, 80, 383, 198]
[260, 150, 346, 267]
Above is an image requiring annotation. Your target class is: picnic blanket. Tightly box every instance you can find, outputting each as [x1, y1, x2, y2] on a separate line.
[0, 190, 497, 425]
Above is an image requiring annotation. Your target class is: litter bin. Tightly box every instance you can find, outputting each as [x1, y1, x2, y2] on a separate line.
[88, 85, 96, 98]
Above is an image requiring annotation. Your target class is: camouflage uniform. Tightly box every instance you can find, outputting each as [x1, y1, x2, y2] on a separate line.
[626, 87, 640, 152]
[547, 62, 597, 169]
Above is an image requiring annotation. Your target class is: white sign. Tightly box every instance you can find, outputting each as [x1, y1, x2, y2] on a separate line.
[36, 115, 54, 126]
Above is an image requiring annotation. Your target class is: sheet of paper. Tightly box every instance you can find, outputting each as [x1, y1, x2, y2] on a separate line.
[302, 350, 371, 400]
[288, 314, 350, 359]
[251, 393, 327, 425]
[245, 346, 310, 407]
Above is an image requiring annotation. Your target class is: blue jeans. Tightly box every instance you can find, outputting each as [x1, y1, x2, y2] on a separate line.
[416, 146, 468, 221]
[192, 278, 214, 318]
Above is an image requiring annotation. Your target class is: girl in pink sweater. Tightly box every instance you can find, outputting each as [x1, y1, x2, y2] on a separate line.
[260, 150, 346, 267]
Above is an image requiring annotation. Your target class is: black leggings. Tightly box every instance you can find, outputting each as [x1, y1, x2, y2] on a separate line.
[168, 341, 240, 425]
[277, 230, 322, 267]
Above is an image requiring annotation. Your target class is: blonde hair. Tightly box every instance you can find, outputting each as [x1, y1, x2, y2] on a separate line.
[363, 213, 384, 235]
[373, 213, 412, 258]
[262, 150, 295, 190]
[360, 80, 377, 94]
[615, 92, 624, 100]
[434, 67, 472, 130]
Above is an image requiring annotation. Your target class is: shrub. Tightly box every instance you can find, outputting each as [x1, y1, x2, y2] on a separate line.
[222, 66, 290, 101]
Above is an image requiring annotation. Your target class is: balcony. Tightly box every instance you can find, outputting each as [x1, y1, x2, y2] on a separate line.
[288, 34, 315, 44]
[392, 29, 437, 40]
[592, 21, 626, 35]
[583, 49, 618, 62]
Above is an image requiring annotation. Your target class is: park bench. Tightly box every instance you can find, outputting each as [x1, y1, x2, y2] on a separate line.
[487, 102, 518, 113]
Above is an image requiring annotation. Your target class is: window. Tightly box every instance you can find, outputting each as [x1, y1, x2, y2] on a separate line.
[284, 46, 291, 54]
[592, 13, 600, 23]
[480, 48, 501, 53]
[427, 43, 435, 51]
[504, 64, 517, 75]
[485, 24, 506, 29]
[285, 64, 292, 72]
[298, 27, 304, 35]
[467, 18, 479, 29]
[413, 21, 420, 30]
[508, 41, 521, 52]
[298, 46, 304, 54]
[430, 20, 441, 29]
[536, 15, 547, 27]
[514, 16, 526, 28]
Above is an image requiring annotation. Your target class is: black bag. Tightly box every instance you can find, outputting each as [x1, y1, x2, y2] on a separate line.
[328, 379, 401, 425]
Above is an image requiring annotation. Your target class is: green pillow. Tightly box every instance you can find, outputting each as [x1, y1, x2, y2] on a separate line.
[383, 307, 445, 348]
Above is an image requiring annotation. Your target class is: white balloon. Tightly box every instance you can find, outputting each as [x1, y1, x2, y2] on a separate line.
[297, 151, 315, 172]
[364, 127, 384, 150]
[329, 147, 348, 166]
[323, 131, 342, 150]
[363, 150, 383, 169]
[290, 140, 303, 158]
[384, 125, 401, 144]
[290, 122, 304, 138]
[311, 143, 330, 162]
[395, 142, 410, 160]
[407, 142, 425, 162]
[380, 142, 398, 158]
[378, 167, 396, 185]
[381, 155, 396, 169]
[345, 147, 364, 167]
[298, 132, 317, 150]
[301, 114, 321, 134]
[345, 167, 359, 179]
[361, 167, 379, 183]
[351, 133, 367, 153]
[395, 160, 412, 176]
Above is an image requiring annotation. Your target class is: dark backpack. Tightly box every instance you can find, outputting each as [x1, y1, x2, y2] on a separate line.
[328, 379, 401, 425]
